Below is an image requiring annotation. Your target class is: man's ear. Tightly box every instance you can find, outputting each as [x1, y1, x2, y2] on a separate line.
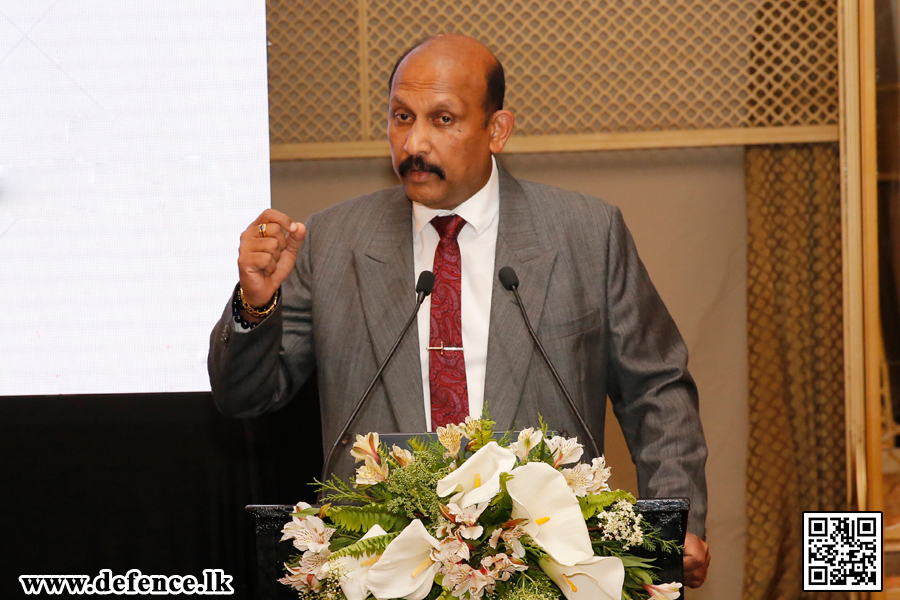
[488, 110, 515, 154]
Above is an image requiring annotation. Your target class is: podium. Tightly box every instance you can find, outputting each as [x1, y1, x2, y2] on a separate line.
[245, 498, 688, 599]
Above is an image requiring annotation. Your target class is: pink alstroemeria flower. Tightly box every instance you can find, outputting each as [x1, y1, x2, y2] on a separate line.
[351, 432, 381, 464]
[644, 582, 682, 599]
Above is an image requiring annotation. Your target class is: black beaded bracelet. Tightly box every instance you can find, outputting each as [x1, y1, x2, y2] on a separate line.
[231, 288, 258, 330]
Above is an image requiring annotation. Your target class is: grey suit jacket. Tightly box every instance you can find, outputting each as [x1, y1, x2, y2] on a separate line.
[208, 167, 708, 536]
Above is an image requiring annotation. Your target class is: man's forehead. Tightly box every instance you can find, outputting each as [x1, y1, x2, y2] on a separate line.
[389, 82, 468, 109]
[391, 41, 489, 96]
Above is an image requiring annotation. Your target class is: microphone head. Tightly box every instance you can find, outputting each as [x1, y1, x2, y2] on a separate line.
[416, 271, 436, 296]
[498, 266, 519, 290]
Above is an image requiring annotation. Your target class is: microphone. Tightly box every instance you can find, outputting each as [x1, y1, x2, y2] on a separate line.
[320, 271, 435, 481]
[498, 266, 600, 459]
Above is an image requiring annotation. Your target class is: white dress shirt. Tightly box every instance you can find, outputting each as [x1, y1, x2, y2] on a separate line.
[412, 157, 499, 431]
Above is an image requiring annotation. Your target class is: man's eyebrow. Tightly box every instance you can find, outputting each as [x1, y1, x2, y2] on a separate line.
[430, 101, 459, 113]
[388, 95, 461, 113]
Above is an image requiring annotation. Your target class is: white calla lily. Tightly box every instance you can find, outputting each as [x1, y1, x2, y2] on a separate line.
[539, 555, 625, 600]
[331, 524, 387, 600]
[365, 520, 440, 600]
[506, 462, 593, 566]
[436, 441, 516, 507]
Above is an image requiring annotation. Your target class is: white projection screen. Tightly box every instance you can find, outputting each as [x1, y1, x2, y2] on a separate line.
[0, 2, 271, 395]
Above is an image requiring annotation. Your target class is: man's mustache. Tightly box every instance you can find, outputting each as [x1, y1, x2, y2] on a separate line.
[398, 155, 446, 180]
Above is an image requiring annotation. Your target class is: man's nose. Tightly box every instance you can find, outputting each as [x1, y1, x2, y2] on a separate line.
[404, 119, 432, 156]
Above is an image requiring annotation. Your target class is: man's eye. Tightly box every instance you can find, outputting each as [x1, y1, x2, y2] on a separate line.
[396, 113, 411, 121]
[438, 116, 452, 124]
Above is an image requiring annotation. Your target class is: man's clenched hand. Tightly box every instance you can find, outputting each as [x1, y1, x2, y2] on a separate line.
[683, 532, 710, 588]
[238, 209, 306, 309]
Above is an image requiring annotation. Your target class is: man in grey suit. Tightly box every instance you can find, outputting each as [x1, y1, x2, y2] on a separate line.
[209, 33, 710, 587]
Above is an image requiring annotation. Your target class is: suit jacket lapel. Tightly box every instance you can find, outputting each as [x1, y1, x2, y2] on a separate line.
[484, 169, 557, 431]
[353, 189, 426, 432]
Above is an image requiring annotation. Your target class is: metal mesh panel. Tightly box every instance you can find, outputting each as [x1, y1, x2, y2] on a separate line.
[267, 0, 839, 147]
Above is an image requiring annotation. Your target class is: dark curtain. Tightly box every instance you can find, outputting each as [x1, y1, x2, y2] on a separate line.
[742, 143, 848, 600]
[0, 376, 321, 599]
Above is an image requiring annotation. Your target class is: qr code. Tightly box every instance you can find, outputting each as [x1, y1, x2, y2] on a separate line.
[803, 511, 882, 591]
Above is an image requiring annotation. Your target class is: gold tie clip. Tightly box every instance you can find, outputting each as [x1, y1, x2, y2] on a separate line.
[426, 342, 464, 355]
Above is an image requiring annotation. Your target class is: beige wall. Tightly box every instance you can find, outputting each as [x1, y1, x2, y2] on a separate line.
[271, 146, 748, 600]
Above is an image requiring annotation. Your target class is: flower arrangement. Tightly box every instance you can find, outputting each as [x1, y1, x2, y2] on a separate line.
[279, 417, 682, 600]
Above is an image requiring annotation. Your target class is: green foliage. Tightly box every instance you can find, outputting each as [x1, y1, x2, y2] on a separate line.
[492, 473, 515, 512]
[489, 569, 564, 600]
[519, 536, 549, 563]
[424, 581, 447, 600]
[476, 471, 516, 532]
[619, 555, 657, 569]
[495, 428, 513, 449]
[325, 505, 409, 534]
[384, 450, 449, 523]
[592, 538, 649, 558]
[579, 489, 637, 520]
[326, 533, 362, 552]
[315, 476, 376, 505]
[291, 506, 320, 519]
[408, 435, 446, 456]
[327, 531, 400, 560]
[623, 565, 655, 593]
[638, 526, 682, 556]
[466, 416, 496, 452]
[521, 416, 555, 466]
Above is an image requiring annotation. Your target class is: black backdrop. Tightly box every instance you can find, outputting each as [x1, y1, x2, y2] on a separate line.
[0, 375, 322, 598]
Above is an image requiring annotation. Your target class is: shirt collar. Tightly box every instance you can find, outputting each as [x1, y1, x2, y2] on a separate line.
[412, 155, 499, 239]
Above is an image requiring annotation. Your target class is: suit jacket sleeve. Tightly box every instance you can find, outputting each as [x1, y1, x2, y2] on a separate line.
[604, 205, 709, 538]
[207, 215, 318, 418]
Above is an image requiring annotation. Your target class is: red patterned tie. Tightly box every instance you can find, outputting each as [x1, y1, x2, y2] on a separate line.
[429, 215, 469, 430]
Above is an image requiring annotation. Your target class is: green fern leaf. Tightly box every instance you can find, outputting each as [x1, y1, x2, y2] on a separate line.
[579, 489, 636, 519]
[325, 505, 410, 533]
[327, 532, 401, 560]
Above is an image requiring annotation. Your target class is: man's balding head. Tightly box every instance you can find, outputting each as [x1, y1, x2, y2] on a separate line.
[389, 34, 505, 127]
[387, 33, 514, 210]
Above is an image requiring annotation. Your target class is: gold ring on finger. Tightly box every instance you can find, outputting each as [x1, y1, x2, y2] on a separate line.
[259, 223, 267, 238]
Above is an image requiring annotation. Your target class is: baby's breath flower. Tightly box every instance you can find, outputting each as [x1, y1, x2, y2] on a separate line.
[596, 499, 644, 550]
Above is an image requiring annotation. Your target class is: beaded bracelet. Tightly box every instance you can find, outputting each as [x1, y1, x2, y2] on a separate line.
[240, 287, 280, 318]
[231, 287, 280, 330]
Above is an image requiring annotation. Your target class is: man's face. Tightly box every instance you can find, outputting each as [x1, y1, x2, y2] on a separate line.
[388, 47, 494, 210]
